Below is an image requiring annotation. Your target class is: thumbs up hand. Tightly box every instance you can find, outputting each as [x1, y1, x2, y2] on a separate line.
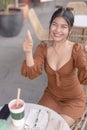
[23, 30, 33, 53]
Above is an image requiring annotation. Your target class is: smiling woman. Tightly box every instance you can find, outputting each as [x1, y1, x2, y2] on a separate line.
[21, 7, 87, 128]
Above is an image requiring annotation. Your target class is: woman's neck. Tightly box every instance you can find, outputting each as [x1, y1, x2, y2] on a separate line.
[52, 40, 68, 48]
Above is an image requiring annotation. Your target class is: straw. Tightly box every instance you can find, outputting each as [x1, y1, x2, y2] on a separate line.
[16, 88, 21, 107]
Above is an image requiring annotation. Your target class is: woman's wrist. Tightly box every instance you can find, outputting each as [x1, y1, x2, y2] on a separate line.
[26, 51, 32, 56]
[26, 52, 34, 66]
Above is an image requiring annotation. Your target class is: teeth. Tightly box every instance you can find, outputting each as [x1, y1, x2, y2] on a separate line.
[54, 33, 62, 37]
[55, 35, 61, 37]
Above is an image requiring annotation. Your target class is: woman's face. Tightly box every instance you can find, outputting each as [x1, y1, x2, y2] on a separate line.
[50, 17, 70, 42]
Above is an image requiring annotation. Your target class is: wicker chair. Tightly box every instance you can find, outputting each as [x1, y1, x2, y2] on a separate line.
[67, 2, 87, 15]
[28, 8, 49, 41]
[68, 27, 87, 44]
[67, 2, 87, 8]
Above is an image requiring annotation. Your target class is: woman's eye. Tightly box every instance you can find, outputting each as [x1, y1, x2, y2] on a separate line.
[52, 23, 56, 26]
[61, 25, 68, 29]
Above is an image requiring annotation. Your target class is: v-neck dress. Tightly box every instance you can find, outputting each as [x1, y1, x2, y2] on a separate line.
[21, 42, 87, 120]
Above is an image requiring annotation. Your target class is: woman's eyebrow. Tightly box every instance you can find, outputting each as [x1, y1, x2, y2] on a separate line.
[52, 22, 68, 26]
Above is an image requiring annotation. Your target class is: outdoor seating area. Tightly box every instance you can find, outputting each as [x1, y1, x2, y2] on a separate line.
[0, 0, 87, 130]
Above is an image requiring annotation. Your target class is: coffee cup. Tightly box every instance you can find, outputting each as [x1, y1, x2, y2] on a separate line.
[8, 99, 25, 127]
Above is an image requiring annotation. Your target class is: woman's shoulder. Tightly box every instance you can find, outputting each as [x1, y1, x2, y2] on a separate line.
[68, 41, 84, 58]
[73, 42, 83, 52]
[68, 41, 83, 51]
[36, 42, 48, 56]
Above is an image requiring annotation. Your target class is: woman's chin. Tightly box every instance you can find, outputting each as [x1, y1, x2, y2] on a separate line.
[53, 38, 64, 42]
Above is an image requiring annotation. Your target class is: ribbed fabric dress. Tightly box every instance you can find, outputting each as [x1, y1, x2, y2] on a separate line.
[21, 42, 87, 120]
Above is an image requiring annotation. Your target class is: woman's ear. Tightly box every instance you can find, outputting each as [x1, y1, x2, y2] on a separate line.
[68, 28, 72, 38]
[69, 27, 73, 34]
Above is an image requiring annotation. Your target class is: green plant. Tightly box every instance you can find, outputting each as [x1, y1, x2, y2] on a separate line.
[0, 0, 14, 12]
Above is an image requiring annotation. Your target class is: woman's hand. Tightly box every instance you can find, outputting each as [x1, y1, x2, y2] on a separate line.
[23, 30, 33, 53]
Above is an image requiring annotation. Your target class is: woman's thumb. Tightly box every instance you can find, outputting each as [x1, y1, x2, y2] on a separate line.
[27, 30, 33, 42]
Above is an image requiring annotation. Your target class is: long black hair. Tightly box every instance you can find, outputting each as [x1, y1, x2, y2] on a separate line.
[49, 7, 74, 30]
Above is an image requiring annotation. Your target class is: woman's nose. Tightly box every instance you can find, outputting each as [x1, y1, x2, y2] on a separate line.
[55, 26, 61, 32]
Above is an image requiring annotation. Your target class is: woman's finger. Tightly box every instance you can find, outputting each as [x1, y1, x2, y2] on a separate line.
[27, 30, 33, 43]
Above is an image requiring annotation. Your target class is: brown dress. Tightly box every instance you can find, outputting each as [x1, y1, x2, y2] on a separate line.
[21, 42, 87, 120]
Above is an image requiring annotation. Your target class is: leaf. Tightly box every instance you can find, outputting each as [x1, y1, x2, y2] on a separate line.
[0, 0, 14, 12]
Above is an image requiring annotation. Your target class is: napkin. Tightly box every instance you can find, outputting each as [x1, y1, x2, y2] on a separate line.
[46, 118, 69, 130]
[24, 108, 48, 130]
[24, 108, 40, 129]
[34, 109, 48, 130]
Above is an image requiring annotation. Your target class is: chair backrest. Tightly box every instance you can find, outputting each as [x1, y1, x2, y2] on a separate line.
[67, 2, 87, 15]
[67, 2, 86, 8]
[68, 27, 87, 44]
[28, 8, 49, 41]
[28, 8, 44, 33]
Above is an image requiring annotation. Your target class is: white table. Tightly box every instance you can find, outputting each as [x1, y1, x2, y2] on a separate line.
[6, 103, 70, 130]
[74, 15, 87, 28]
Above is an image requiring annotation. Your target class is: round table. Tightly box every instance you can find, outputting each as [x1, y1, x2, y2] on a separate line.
[6, 103, 70, 130]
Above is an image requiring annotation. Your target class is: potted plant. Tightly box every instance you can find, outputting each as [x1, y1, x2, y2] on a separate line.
[18, 1, 29, 24]
[8, 0, 29, 24]
[0, 0, 23, 37]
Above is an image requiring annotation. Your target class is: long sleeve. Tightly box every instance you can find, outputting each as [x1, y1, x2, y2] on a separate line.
[73, 43, 87, 85]
[21, 43, 47, 79]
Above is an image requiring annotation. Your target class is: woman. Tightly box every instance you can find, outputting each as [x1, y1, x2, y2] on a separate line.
[21, 7, 87, 126]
